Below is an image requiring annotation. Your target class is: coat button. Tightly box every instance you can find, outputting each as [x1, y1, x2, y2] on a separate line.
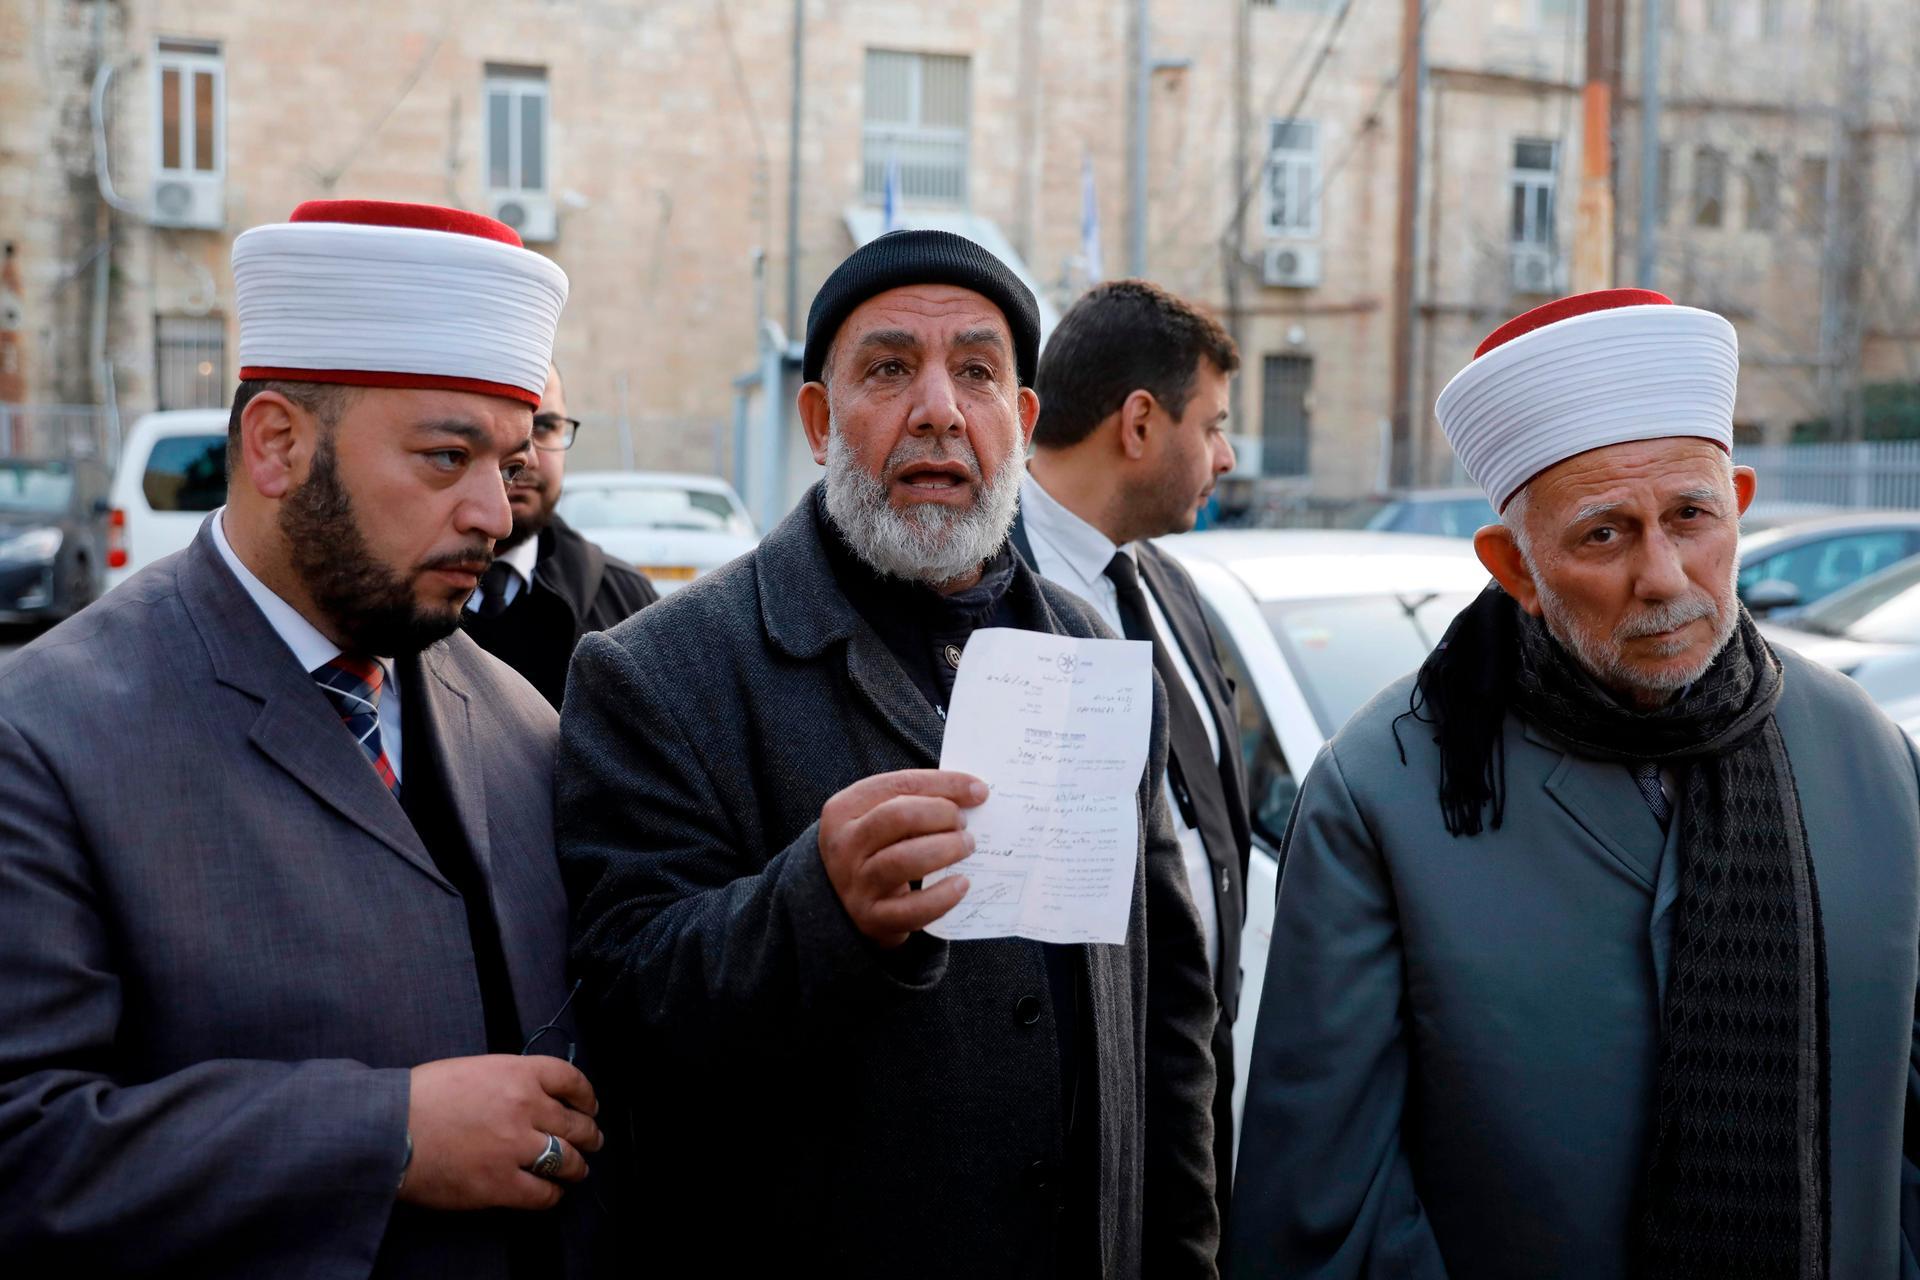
[1026, 1160, 1054, 1195]
[1014, 994, 1042, 1026]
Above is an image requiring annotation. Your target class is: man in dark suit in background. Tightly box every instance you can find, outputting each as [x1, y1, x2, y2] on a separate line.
[463, 360, 656, 709]
[0, 200, 602, 1277]
[558, 230, 1220, 1278]
[1011, 279, 1250, 1239]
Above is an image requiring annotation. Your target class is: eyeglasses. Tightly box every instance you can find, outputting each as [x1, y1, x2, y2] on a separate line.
[532, 413, 582, 452]
[521, 977, 581, 1063]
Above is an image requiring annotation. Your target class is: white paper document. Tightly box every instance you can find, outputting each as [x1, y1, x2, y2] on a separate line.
[927, 627, 1155, 945]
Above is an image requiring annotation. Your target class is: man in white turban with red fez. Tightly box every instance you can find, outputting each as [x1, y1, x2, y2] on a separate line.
[0, 200, 609, 1277]
[1229, 288, 1920, 1279]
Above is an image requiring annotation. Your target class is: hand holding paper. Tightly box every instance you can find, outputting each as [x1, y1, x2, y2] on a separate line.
[926, 627, 1155, 945]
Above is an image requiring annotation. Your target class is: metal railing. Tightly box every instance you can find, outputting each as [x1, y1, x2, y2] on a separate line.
[0, 404, 117, 467]
[1742, 442, 1920, 511]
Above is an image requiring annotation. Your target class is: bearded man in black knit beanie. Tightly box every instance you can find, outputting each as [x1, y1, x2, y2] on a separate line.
[559, 230, 1220, 1278]
[1230, 288, 1920, 1280]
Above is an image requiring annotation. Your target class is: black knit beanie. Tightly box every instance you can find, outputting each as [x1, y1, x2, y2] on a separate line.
[803, 229, 1042, 386]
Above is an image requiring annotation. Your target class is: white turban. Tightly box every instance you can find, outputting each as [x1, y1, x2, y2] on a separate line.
[233, 199, 569, 407]
[1435, 289, 1738, 511]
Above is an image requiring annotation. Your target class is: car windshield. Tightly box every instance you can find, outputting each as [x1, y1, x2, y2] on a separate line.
[0, 462, 74, 515]
[1261, 591, 1475, 735]
[1795, 557, 1920, 643]
[557, 483, 753, 536]
[1364, 496, 1496, 538]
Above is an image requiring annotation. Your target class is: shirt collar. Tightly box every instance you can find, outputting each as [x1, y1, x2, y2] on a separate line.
[1018, 470, 1131, 592]
[498, 534, 540, 585]
[209, 508, 396, 683]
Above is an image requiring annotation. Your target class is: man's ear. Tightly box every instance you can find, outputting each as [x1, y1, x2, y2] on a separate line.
[1117, 389, 1156, 461]
[1474, 522, 1542, 616]
[1016, 386, 1039, 451]
[1732, 464, 1757, 515]
[798, 381, 832, 466]
[238, 390, 309, 501]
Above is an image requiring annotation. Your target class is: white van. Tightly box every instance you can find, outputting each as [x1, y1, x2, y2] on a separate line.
[104, 410, 229, 591]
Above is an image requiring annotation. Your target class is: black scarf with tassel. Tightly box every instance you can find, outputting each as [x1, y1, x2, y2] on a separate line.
[1399, 584, 1830, 1279]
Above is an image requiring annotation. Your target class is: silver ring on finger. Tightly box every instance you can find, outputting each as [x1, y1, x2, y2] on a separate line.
[529, 1132, 564, 1179]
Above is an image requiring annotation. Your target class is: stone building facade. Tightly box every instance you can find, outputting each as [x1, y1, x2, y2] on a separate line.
[3, 0, 1916, 507]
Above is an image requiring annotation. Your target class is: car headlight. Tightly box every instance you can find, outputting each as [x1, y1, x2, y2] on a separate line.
[0, 527, 62, 565]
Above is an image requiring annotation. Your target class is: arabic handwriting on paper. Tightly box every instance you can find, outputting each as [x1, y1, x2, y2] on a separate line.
[926, 627, 1153, 945]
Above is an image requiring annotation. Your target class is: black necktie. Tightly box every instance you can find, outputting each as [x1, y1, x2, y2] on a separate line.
[474, 560, 520, 619]
[1103, 552, 1239, 919]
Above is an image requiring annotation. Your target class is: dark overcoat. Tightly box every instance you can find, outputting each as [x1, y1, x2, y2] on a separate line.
[1228, 644, 1920, 1278]
[557, 488, 1221, 1278]
[0, 522, 585, 1277]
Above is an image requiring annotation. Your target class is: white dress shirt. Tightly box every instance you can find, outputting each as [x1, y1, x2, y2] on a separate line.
[1018, 472, 1223, 976]
[462, 535, 540, 615]
[210, 509, 403, 780]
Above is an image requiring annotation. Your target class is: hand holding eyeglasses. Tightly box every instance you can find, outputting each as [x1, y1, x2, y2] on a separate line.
[397, 1054, 603, 1211]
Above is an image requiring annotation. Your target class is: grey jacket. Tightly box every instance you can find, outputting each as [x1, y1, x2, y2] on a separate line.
[1228, 644, 1920, 1278]
[557, 489, 1220, 1278]
[0, 524, 579, 1277]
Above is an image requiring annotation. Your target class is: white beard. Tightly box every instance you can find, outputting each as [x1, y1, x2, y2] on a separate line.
[822, 422, 1025, 589]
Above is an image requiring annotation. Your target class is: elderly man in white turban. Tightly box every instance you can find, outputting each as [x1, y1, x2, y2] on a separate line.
[1228, 289, 1920, 1280]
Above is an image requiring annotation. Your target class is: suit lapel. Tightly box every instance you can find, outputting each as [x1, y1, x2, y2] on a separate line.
[1526, 720, 1666, 890]
[405, 648, 494, 882]
[177, 521, 451, 889]
[243, 690, 448, 887]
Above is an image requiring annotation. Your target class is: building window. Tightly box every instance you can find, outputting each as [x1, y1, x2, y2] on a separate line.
[1263, 119, 1320, 239]
[485, 65, 548, 194]
[1537, 0, 1580, 24]
[1693, 146, 1727, 227]
[154, 315, 226, 411]
[1761, 0, 1787, 36]
[1510, 139, 1558, 247]
[1705, 0, 1734, 31]
[863, 50, 970, 205]
[1798, 154, 1829, 235]
[154, 40, 222, 179]
[1260, 354, 1312, 478]
[1746, 151, 1780, 231]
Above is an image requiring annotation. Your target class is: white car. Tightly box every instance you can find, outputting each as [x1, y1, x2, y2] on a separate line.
[557, 471, 758, 595]
[1152, 528, 1490, 1148]
[105, 410, 230, 591]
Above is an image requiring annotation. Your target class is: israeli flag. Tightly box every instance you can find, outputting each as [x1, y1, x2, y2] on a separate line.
[883, 150, 902, 233]
[1081, 152, 1103, 284]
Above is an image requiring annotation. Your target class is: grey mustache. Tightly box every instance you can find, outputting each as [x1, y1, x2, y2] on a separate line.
[1615, 595, 1717, 640]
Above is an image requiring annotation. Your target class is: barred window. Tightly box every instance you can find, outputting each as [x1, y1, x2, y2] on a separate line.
[862, 51, 970, 206]
[1264, 119, 1320, 239]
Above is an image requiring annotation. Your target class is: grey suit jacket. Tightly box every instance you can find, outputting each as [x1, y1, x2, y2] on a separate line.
[0, 522, 576, 1278]
[1228, 645, 1920, 1278]
[558, 487, 1220, 1279]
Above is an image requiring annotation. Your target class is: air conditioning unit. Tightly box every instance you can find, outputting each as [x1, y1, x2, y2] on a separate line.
[489, 192, 558, 244]
[1261, 243, 1323, 289]
[1510, 244, 1561, 296]
[151, 175, 224, 230]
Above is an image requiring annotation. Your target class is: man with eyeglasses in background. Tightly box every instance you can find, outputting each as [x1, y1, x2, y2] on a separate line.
[463, 361, 657, 709]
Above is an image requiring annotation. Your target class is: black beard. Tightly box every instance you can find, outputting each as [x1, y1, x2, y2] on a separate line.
[277, 433, 489, 656]
[498, 486, 555, 553]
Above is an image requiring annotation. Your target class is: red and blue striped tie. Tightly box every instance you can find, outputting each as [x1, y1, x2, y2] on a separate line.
[312, 654, 400, 800]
